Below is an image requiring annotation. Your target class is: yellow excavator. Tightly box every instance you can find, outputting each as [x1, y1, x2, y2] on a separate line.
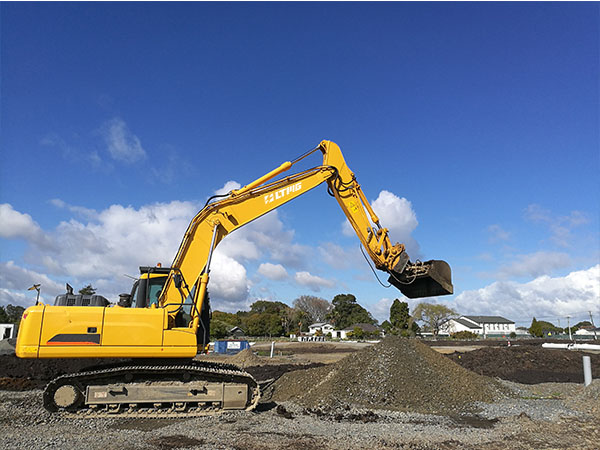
[16, 140, 453, 416]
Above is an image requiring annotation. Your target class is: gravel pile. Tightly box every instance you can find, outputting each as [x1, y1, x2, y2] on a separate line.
[270, 336, 508, 414]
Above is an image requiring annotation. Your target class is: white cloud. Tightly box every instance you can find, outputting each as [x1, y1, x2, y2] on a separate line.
[524, 204, 590, 248]
[0, 202, 203, 302]
[0, 198, 312, 310]
[0, 261, 65, 307]
[452, 265, 600, 324]
[0, 203, 53, 249]
[0, 289, 31, 308]
[218, 210, 310, 268]
[257, 263, 288, 281]
[294, 271, 335, 292]
[50, 198, 98, 220]
[496, 251, 571, 278]
[102, 118, 146, 163]
[342, 190, 420, 256]
[318, 242, 361, 270]
[208, 253, 249, 303]
[487, 224, 510, 243]
[214, 181, 241, 195]
[371, 297, 394, 323]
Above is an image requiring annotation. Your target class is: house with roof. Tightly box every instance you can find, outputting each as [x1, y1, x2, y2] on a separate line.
[308, 322, 335, 336]
[441, 315, 516, 337]
[228, 326, 246, 338]
[574, 327, 600, 339]
[331, 323, 382, 340]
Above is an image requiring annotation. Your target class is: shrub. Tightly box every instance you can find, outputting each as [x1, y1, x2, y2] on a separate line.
[450, 330, 479, 340]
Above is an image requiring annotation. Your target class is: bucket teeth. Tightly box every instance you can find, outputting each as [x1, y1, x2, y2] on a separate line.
[388, 260, 453, 299]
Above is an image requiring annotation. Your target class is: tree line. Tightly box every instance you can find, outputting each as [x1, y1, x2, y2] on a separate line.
[209, 293, 379, 339]
[528, 317, 593, 337]
[209, 295, 459, 339]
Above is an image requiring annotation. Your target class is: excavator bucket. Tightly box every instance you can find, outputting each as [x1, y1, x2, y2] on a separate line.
[388, 259, 453, 299]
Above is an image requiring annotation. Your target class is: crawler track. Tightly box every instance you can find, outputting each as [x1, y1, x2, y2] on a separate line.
[43, 360, 260, 417]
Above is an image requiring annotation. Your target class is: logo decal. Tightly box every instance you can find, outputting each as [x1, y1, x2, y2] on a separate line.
[264, 182, 302, 205]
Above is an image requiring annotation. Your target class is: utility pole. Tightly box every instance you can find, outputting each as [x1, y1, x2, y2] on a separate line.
[589, 311, 598, 340]
[566, 315, 572, 341]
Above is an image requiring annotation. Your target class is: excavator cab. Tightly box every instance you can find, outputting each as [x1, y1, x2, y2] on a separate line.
[388, 259, 453, 299]
[131, 266, 171, 308]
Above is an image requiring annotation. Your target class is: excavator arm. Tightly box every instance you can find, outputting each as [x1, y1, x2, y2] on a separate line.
[161, 140, 453, 337]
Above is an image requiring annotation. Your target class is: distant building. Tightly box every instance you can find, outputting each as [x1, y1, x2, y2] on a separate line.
[442, 316, 516, 336]
[308, 323, 335, 336]
[0, 324, 15, 340]
[228, 326, 246, 338]
[331, 323, 382, 340]
[574, 327, 600, 338]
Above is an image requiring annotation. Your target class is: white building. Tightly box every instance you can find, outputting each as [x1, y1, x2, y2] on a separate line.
[1, 324, 15, 340]
[442, 316, 516, 336]
[574, 327, 600, 338]
[308, 322, 335, 336]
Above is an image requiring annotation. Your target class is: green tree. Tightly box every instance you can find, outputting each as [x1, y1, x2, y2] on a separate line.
[351, 326, 365, 340]
[79, 284, 96, 295]
[380, 320, 393, 334]
[412, 303, 457, 336]
[290, 309, 310, 333]
[529, 318, 561, 337]
[572, 321, 592, 332]
[3, 304, 25, 324]
[245, 313, 284, 337]
[529, 318, 542, 337]
[210, 319, 230, 339]
[212, 311, 241, 328]
[0, 306, 9, 323]
[326, 294, 376, 330]
[249, 300, 289, 315]
[389, 299, 414, 335]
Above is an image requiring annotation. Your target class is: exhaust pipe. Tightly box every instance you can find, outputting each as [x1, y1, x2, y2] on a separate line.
[388, 257, 453, 299]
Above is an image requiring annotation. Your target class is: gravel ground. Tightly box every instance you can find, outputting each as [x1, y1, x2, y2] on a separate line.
[2, 339, 599, 449]
[1, 380, 598, 449]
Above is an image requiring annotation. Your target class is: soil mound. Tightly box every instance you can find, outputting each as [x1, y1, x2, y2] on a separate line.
[447, 346, 600, 384]
[0, 355, 129, 385]
[270, 336, 506, 414]
[230, 348, 262, 368]
[0, 338, 16, 356]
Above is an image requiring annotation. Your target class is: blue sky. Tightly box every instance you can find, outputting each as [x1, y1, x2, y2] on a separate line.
[1, 2, 598, 327]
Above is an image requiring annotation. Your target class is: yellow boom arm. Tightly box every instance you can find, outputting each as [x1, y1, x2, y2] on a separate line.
[161, 140, 452, 336]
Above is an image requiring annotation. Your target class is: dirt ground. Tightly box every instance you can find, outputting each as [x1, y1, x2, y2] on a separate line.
[1, 339, 599, 449]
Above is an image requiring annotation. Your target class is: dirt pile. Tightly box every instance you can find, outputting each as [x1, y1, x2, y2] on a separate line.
[447, 346, 600, 384]
[229, 348, 263, 368]
[0, 339, 16, 356]
[269, 336, 507, 414]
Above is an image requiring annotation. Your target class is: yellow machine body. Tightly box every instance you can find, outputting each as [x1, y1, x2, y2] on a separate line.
[17, 303, 198, 359]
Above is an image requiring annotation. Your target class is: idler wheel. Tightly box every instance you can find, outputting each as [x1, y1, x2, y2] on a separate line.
[44, 379, 84, 412]
[54, 384, 79, 408]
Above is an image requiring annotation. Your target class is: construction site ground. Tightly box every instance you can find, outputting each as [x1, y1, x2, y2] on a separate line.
[0, 338, 599, 449]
